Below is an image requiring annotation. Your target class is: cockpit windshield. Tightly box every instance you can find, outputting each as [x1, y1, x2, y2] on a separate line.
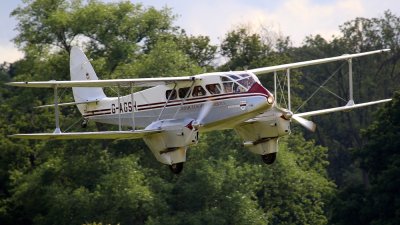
[220, 73, 255, 93]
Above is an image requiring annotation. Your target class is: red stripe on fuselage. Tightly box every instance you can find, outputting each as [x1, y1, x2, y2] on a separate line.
[84, 83, 272, 117]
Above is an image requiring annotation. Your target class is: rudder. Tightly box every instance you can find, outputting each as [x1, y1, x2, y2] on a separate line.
[70, 47, 106, 114]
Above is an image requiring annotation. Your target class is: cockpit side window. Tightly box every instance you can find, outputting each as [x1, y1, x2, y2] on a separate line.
[221, 76, 231, 82]
[221, 76, 234, 93]
[237, 73, 255, 90]
[220, 73, 256, 93]
[228, 74, 240, 80]
[166, 89, 177, 100]
[223, 82, 233, 93]
[206, 83, 222, 95]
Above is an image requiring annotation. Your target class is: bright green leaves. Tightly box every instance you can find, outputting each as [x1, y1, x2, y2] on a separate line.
[220, 27, 271, 70]
[7, 147, 157, 225]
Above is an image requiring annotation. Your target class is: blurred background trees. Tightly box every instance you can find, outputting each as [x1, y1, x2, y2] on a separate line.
[0, 1, 399, 224]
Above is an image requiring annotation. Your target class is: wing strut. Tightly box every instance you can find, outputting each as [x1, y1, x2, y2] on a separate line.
[274, 71, 277, 98]
[157, 83, 177, 120]
[53, 85, 61, 133]
[173, 79, 196, 119]
[130, 82, 135, 130]
[347, 58, 354, 106]
[117, 84, 122, 131]
[287, 69, 291, 111]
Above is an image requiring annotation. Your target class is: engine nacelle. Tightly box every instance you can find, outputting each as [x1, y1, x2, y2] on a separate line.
[235, 107, 291, 155]
[143, 118, 198, 165]
[242, 138, 279, 155]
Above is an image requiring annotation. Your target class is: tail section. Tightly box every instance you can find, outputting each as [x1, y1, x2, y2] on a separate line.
[70, 47, 106, 114]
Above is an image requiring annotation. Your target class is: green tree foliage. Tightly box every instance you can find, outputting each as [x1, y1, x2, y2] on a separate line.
[2, 1, 397, 225]
[176, 33, 217, 69]
[331, 92, 400, 225]
[145, 131, 334, 225]
[220, 26, 271, 70]
[11, 0, 211, 77]
[289, 11, 400, 185]
[7, 144, 157, 225]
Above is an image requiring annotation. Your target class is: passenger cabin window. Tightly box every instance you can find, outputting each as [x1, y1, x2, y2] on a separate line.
[206, 83, 222, 95]
[192, 86, 206, 97]
[179, 87, 191, 98]
[166, 89, 177, 100]
[222, 80, 234, 93]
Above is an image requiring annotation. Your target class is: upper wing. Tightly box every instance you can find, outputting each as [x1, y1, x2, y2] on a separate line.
[295, 99, 392, 118]
[250, 49, 390, 75]
[6, 76, 197, 88]
[9, 130, 160, 140]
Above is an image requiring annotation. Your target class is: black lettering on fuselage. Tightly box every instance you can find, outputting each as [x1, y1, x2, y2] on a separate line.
[128, 102, 132, 112]
[112, 101, 133, 114]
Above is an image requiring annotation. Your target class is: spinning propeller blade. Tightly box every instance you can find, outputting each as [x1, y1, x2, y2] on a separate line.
[185, 101, 214, 144]
[275, 106, 316, 132]
[194, 101, 214, 128]
[292, 115, 316, 132]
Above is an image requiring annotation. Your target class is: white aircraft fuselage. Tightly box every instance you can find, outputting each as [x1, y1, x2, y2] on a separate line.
[82, 72, 274, 132]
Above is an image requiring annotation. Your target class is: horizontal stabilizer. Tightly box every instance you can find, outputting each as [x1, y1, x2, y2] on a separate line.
[9, 130, 160, 140]
[34, 100, 99, 108]
[295, 99, 392, 118]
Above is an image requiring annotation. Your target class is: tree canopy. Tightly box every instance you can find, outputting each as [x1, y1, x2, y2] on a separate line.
[1, 1, 399, 225]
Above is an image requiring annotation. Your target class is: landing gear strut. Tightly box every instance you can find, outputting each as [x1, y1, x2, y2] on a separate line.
[169, 162, 184, 174]
[81, 119, 88, 128]
[261, 152, 277, 164]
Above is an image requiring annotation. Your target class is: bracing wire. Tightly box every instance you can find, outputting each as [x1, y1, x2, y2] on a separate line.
[294, 61, 347, 113]
[276, 72, 288, 108]
[63, 117, 83, 132]
[303, 75, 347, 102]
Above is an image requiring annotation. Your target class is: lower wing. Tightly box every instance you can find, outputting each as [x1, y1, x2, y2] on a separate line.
[295, 99, 392, 118]
[9, 130, 160, 140]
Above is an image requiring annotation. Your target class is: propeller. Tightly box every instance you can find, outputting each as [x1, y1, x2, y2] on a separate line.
[292, 115, 316, 132]
[275, 106, 316, 132]
[192, 101, 214, 129]
[185, 101, 214, 144]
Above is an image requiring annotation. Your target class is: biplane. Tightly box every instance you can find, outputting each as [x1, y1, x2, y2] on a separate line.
[7, 47, 391, 173]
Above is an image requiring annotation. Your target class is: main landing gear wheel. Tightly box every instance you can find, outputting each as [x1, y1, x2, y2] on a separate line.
[169, 162, 184, 174]
[261, 153, 277, 165]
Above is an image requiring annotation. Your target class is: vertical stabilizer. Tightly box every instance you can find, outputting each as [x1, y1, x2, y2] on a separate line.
[70, 47, 106, 114]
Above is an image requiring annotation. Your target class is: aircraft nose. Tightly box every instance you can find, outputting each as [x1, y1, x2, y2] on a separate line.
[267, 95, 274, 104]
[248, 82, 274, 105]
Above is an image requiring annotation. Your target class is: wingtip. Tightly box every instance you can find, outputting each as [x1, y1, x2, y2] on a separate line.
[5, 82, 27, 87]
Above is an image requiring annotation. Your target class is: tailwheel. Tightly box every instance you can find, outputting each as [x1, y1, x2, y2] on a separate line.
[169, 162, 184, 174]
[261, 152, 277, 165]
